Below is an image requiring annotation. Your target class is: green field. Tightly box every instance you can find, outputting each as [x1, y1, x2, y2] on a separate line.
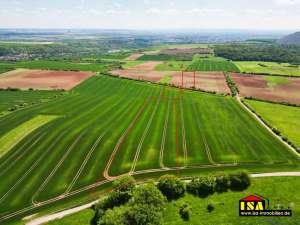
[155, 61, 192, 71]
[187, 58, 240, 72]
[0, 68, 13, 75]
[236, 61, 300, 77]
[121, 60, 144, 69]
[0, 90, 62, 114]
[41, 177, 300, 225]
[0, 115, 59, 158]
[0, 60, 112, 72]
[138, 54, 193, 61]
[264, 76, 292, 88]
[245, 100, 300, 149]
[0, 76, 299, 223]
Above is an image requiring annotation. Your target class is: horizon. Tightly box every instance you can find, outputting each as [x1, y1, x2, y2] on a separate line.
[1, 0, 300, 30]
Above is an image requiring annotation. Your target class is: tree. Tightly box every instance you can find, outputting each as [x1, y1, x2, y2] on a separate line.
[229, 171, 251, 191]
[207, 202, 215, 213]
[215, 173, 230, 193]
[157, 175, 186, 201]
[130, 183, 166, 211]
[125, 204, 164, 225]
[187, 176, 216, 198]
[179, 203, 191, 221]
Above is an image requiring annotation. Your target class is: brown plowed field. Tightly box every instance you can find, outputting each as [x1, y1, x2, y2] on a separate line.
[231, 73, 300, 104]
[160, 48, 212, 55]
[0, 69, 94, 90]
[126, 53, 144, 61]
[111, 69, 230, 94]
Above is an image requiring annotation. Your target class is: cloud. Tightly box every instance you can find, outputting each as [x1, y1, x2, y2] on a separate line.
[273, 0, 300, 5]
[186, 8, 232, 16]
[147, 8, 180, 15]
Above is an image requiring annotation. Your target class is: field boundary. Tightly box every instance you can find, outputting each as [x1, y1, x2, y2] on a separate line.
[130, 89, 163, 173]
[159, 96, 171, 168]
[32, 131, 87, 204]
[103, 95, 152, 180]
[237, 96, 300, 157]
[24, 171, 300, 225]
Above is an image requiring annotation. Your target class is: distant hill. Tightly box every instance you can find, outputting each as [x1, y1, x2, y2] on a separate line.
[279, 31, 300, 45]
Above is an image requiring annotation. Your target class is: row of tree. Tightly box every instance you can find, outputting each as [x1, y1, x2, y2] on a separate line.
[214, 44, 300, 64]
[91, 171, 251, 225]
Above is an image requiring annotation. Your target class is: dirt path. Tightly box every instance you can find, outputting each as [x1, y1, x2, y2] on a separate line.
[236, 96, 300, 158]
[25, 171, 300, 225]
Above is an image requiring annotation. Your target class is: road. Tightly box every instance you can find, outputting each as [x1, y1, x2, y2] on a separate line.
[26, 172, 300, 225]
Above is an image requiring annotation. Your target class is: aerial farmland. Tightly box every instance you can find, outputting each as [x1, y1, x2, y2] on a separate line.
[0, 27, 300, 225]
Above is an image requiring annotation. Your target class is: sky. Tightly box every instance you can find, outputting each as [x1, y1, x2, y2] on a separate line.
[0, 0, 300, 30]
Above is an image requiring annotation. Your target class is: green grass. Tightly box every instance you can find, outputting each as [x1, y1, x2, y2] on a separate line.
[245, 99, 300, 149]
[0, 90, 62, 114]
[138, 54, 194, 61]
[264, 76, 291, 88]
[0, 60, 111, 72]
[45, 209, 94, 225]
[187, 58, 240, 72]
[153, 44, 210, 50]
[159, 76, 172, 84]
[164, 177, 300, 225]
[0, 115, 59, 158]
[0, 68, 13, 75]
[0, 76, 299, 223]
[155, 61, 192, 71]
[236, 61, 300, 77]
[37, 177, 300, 225]
[121, 60, 144, 69]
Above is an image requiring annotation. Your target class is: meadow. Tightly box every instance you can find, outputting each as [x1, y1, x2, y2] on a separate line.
[138, 54, 193, 61]
[0, 90, 62, 114]
[187, 58, 240, 72]
[41, 177, 300, 225]
[0, 60, 113, 73]
[244, 99, 300, 149]
[0, 75, 299, 222]
[235, 61, 300, 77]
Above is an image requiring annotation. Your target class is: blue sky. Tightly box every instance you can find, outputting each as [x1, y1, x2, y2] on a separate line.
[0, 0, 300, 30]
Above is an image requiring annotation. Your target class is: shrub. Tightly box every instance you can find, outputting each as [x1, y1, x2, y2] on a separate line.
[130, 183, 166, 211]
[179, 203, 191, 221]
[229, 171, 251, 191]
[125, 204, 164, 225]
[113, 175, 135, 193]
[215, 173, 230, 193]
[207, 202, 215, 213]
[187, 176, 216, 198]
[157, 175, 186, 201]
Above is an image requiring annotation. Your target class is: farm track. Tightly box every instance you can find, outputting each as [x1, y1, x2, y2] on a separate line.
[103, 94, 153, 180]
[0, 130, 69, 204]
[130, 89, 163, 173]
[191, 102, 216, 165]
[31, 131, 87, 205]
[32, 81, 144, 200]
[65, 133, 107, 194]
[159, 97, 171, 168]
[179, 95, 188, 167]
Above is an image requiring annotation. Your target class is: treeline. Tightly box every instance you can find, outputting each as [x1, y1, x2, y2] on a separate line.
[91, 171, 251, 225]
[214, 44, 300, 64]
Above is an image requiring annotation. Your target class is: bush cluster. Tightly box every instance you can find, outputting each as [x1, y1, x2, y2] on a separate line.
[224, 72, 239, 96]
[187, 171, 251, 197]
[92, 172, 251, 224]
[157, 175, 186, 201]
[92, 177, 166, 225]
